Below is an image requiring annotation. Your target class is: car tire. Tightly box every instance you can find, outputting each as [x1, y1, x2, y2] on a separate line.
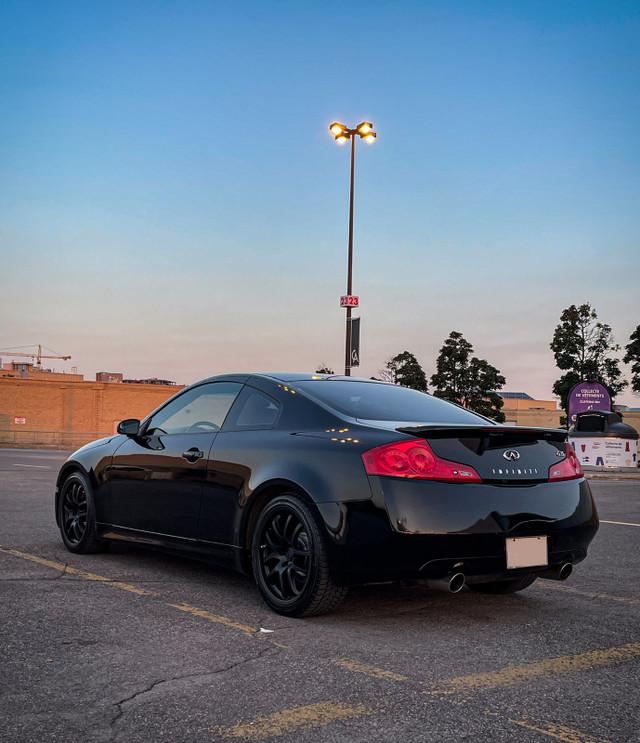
[251, 494, 348, 617]
[467, 574, 537, 594]
[58, 471, 107, 554]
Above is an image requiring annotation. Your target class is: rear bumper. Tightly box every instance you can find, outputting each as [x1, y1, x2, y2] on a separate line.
[321, 477, 599, 585]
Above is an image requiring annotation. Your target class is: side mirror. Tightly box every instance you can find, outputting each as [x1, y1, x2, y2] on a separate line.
[117, 418, 140, 436]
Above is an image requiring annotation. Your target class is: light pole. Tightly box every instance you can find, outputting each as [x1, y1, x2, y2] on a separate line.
[329, 121, 376, 376]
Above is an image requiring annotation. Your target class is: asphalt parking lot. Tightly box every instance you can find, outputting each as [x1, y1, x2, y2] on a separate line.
[1, 448, 639, 743]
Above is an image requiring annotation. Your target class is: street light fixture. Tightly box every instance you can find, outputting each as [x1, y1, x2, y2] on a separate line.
[329, 120, 377, 375]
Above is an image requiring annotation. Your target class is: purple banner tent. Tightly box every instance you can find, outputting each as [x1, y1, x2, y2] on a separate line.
[568, 382, 611, 423]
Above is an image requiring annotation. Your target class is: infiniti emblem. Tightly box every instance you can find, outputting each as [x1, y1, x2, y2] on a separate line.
[503, 450, 520, 461]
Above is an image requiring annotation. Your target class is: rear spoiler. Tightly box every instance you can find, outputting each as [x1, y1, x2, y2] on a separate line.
[396, 424, 568, 442]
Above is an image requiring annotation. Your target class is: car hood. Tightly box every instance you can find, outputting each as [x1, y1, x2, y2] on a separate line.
[69, 435, 120, 457]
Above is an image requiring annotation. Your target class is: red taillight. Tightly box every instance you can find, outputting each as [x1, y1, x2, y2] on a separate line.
[362, 439, 482, 483]
[548, 443, 584, 482]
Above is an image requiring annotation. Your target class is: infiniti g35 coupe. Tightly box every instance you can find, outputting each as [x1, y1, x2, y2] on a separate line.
[55, 373, 598, 616]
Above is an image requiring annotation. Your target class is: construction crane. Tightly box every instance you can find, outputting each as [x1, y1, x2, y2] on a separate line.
[0, 344, 71, 366]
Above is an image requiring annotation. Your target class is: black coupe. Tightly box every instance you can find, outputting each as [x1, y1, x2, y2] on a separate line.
[55, 373, 598, 616]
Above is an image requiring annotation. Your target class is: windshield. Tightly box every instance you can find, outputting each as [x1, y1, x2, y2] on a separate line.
[296, 380, 488, 424]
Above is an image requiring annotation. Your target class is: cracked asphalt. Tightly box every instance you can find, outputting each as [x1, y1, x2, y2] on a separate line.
[1, 449, 639, 743]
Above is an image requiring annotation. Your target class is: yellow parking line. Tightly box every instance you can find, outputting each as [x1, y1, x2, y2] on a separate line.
[600, 520, 640, 527]
[0, 545, 286, 644]
[423, 642, 640, 700]
[168, 602, 258, 638]
[207, 701, 378, 740]
[334, 658, 408, 682]
[501, 713, 611, 743]
[0, 545, 157, 596]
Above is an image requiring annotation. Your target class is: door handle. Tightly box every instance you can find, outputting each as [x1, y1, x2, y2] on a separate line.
[182, 448, 204, 462]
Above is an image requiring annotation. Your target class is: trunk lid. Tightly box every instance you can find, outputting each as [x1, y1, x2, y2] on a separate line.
[396, 424, 568, 483]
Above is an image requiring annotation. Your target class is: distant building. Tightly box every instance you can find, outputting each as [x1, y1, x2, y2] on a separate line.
[1, 362, 84, 383]
[96, 372, 124, 383]
[499, 392, 559, 427]
[123, 377, 177, 386]
[499, 392, 557, 411]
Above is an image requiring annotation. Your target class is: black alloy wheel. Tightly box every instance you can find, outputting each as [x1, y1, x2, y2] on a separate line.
[251, 494, 347, 617]
[467, 574, 537, 594]
[58, 471, 106, 554]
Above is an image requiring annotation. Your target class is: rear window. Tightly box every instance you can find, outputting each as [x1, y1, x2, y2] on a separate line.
[296, 380, 486, 424]
[224, 388, 281, 431]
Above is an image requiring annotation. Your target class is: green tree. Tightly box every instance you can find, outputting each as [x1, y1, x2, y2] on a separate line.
[465, 358, 507, 422]
[381, 351, 428, 392]
[623, 324, 640, 395]
[429, 332, 473, 403]
[550, 303, 627, 412]
[430, 331, 506, 422]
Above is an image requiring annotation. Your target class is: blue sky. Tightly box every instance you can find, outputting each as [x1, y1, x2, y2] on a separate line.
[1, 0, 639, 403]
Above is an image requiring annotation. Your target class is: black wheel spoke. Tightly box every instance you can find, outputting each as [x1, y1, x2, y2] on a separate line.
[264, 531, 279, 552]
[275, 569, 286, 599]
[283, 566, 298, 597]
[282, 514, 294, 540]
[292, 565, 307, 580]
[271, 516, 285, 542]
[290, 521, 303, 543]
[262, 550, 279, 563]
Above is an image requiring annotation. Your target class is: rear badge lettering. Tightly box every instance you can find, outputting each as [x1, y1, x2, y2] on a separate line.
[492, 468, 538, 476]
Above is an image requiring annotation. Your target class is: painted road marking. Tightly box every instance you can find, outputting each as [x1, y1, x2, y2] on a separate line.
[1, 546, 636, 743]
[334, 658, 408, 682]
[600, 520, 640, 527]
[498, 713, 612, 743]
[207, 701, 378, 740]
[336, 653, 626, 743]
[422, 642, 640, 700]
[13, 464, 49, 468]
[168, 602, 261, 639]
[1, 544, 636, 743]
[0, 545, 284, 644]
[0, 546, 158, 596]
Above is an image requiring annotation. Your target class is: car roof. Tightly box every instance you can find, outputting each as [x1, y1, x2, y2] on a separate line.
[260, 373, 386, 384]
[195, 372, 388, 385]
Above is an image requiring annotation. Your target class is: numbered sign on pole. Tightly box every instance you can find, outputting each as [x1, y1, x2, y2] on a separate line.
[340, 295, 359, 308]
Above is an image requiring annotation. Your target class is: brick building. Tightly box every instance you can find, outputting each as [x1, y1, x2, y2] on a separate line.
[499, 392, 559, 427]
[0, 371, 184, 447]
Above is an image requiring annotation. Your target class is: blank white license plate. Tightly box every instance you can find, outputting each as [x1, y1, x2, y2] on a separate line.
[506, 536, 548, 569]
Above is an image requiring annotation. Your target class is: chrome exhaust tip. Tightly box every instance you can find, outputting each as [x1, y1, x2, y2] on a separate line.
[540, 562, 573, 581]
[426, 572, 466, 593]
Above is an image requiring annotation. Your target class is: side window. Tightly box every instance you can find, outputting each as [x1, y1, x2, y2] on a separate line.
[145, 382, 242, 435]
[223, 388, 281, 431]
